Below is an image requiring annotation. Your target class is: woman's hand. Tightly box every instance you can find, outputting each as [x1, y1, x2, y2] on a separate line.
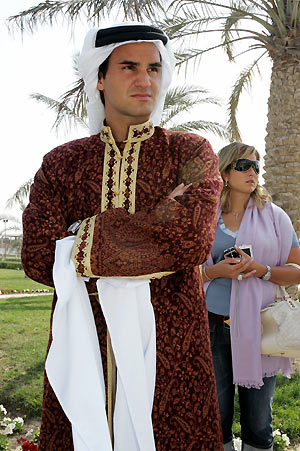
[234, 246, 267, 278]
[205, 245, 300, 284]
[213, 255, 256, 280]
[168, 183, 192, 199]
[204, 245, 257, 281]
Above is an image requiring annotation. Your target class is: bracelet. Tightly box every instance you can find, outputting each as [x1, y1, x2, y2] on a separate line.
[261, 265, 271, 281]
[202, 266, 212, 281]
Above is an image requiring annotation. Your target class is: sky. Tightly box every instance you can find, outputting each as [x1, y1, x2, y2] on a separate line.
[0, 1, 272, 226]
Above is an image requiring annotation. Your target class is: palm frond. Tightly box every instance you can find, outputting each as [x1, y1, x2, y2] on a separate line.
[290, 0, 300, 27]
[29, 54, 87, 134]
[7, 0, 164, 33]
[169, 120, 230, 139]
[157, 15, 217, 40]
[56, 53, 88, 122]
[175, 34, 265, 68]
[160, 84, 229, 139]
[6, 179, 33, 212]
[88, 0, 164, 21]
[160, 104, 190, 127]
[161, 84, 221, 127]
[7, 1, 63, 33]
[170, 0, 218, 17]
[30, 92, 88, 134]
[169, 0, 275, 34]
[164, 85, 220, 108]
[57, 78, 87, 123]
[227, 51, 266, 142]
[222, 6, 252, 61]
[275, 0, 288, 25]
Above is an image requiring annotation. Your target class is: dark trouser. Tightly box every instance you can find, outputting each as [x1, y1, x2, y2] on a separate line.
[209, 317, 275, 450]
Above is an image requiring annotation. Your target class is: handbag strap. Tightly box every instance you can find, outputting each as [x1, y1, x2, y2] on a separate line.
[285, 262, 300, 270]
[275, 285, 290, 302]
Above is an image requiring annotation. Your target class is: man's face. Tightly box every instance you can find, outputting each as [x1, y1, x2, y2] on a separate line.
[97, 42, 162, 125]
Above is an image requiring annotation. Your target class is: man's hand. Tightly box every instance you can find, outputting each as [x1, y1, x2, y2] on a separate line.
[168, 183, 192, 199]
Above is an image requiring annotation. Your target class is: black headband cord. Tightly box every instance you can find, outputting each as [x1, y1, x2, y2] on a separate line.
[95, 25, 168, 47]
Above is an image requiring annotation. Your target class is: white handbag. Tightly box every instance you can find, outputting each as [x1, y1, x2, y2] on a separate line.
[261, 285, 300, 358]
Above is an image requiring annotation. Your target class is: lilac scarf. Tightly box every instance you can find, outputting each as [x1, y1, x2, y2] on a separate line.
[204, 200, 293, 388]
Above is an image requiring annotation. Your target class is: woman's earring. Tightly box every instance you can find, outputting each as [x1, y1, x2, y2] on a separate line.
[225, 180, 228, 187]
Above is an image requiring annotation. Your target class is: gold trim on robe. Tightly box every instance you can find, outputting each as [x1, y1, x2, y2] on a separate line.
[100, 120, 154, 214]
[72, 119, 174, 279]
[71, 215, 97, 277]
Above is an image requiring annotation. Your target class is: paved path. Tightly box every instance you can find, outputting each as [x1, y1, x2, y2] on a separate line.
[0, 292, 53, 299]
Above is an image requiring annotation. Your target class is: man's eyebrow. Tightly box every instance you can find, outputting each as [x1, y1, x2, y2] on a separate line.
[118, 60, 162, 67]
[149, 62, 162, 67]
[118, 60, 138, 65]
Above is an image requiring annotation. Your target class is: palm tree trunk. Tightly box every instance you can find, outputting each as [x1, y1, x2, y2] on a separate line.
[264, 60, 300, 238]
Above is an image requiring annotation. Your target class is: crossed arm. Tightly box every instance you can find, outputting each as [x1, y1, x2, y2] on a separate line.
[22, 140, 223, 285]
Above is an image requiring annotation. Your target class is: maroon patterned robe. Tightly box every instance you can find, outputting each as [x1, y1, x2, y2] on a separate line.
[22, 122, 223, 450]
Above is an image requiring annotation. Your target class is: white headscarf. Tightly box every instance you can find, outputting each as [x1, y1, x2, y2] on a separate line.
[78, 23, 176, 135]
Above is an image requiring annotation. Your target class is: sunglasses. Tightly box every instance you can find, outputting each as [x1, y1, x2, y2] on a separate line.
[227, 158, 260, 175]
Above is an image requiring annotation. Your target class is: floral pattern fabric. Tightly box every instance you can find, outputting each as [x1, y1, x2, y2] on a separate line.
[22, 125, 223, 450]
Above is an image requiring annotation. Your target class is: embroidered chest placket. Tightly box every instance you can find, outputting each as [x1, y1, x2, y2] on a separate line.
[100, 121, 155, 215]
[99, 121, 155, 446]
[71, 121, 154, 277]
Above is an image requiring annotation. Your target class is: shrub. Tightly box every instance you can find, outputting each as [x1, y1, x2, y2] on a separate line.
[0, 262, 23, 270]
[0, 434, 10, 451]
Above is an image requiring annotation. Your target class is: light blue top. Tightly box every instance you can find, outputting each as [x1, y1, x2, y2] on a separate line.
[205, 216, 299, 316]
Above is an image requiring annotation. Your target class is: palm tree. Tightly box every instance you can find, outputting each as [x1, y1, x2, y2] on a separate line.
[31, 80, 229, 139]
[156, 0, 300, 236]
[162, 2, 300, 292]
[8, 1, 300, 236]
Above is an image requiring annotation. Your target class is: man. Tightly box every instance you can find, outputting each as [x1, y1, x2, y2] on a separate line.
[22, 24, 223, 450]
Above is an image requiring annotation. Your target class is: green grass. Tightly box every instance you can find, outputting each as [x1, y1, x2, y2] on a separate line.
[273, 372, 300, 442]
[1, 278, 300, 443]
[233, 372, 300, 444]
[0, 268, 53, 291]
[0, 295, 52, 417]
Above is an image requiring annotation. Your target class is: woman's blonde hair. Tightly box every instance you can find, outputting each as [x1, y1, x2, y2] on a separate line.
[218, 142, 271, 212]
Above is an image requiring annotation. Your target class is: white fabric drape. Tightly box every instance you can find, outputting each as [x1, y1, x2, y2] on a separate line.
[46, 236, 156, 451]
[97, 278, 156, 451]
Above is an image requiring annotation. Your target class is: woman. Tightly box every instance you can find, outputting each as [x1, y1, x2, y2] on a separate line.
[202, 142, 300, 451]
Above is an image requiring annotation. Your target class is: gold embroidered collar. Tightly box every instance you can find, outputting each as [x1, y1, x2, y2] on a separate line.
[100, 120, 154, 145]
[72, 118, 175, 280]
[99, 119, 154, 216]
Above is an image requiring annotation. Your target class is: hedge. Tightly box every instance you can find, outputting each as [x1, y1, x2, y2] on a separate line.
[0, 261, 23, 270]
